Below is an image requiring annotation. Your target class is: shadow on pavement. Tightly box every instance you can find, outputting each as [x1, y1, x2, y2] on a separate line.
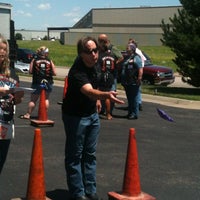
[47, 189, 70, 200]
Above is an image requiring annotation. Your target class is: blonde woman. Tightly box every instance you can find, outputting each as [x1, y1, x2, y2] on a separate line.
[0, 34, 24, 173]
[20, 46, 56, 119]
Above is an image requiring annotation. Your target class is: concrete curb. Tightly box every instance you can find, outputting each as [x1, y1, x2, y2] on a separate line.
[19, 75, 200, 110]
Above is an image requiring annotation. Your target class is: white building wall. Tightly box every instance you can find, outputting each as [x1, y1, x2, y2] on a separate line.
[93, 6, 180, 25]
[0, 4, 11, 40]
[15, 30, 47, 40]
[15, 29, 61, 40]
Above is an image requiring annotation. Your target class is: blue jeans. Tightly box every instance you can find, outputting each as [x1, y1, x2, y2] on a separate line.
[124, 84, 140, 117]
[62, 112, 100, 198]
[138, 85, 142, 104]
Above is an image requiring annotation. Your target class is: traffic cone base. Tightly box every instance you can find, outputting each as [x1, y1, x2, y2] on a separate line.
[108, 191, 156, 200]
[30, 119, 54, 127]
[11, 196, 51, 200]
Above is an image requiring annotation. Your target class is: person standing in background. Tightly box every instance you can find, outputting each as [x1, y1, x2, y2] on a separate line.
[121, 43, 143, 119]
[128, 38, 146, 111]
[0, 34, 24, 173]
[20, 46, 56, 119]
[98, 34, 123, 119]
[62, 36, 124, 200]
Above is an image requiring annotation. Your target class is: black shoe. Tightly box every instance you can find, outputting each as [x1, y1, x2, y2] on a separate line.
[71, 195, 89, 200]
[139, 104, 143, 111]
[128, 115, 138, 120]
[86, 193, 99, 200]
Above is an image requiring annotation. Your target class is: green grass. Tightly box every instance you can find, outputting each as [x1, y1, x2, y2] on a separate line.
[17, 40, 77, 66]
[141, 46, 177, 72]
[117, 84, 200, 101]
[17, 40, 177, 70]
[142, 85, 200, 101]
[17, 40, 200, 101]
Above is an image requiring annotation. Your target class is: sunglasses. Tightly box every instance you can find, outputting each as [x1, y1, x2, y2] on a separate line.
[83, 48, 98, 55]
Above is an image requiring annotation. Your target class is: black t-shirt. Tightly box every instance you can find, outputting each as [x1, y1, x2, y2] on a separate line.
[62, 56, 99, 117]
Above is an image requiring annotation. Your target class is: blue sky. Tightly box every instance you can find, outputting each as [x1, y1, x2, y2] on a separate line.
[1, 0, 181, 30]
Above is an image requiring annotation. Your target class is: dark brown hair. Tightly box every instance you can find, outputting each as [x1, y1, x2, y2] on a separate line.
[77, 36, 98, 55]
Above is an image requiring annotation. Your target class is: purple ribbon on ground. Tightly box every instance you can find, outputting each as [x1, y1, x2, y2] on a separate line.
[156, 108, 174, 122]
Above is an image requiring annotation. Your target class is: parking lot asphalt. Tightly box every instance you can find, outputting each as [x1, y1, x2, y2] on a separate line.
[0, 73, 200, 200]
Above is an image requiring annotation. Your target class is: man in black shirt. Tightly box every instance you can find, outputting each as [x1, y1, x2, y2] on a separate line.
[62, 36, 124, 200]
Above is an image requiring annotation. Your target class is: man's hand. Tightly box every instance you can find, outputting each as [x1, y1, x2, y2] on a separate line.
[109, 91, 125, 104]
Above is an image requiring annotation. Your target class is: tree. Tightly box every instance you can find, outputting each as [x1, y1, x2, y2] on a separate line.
[15, 33, 23, 40]
[161, 0, 200, 87]
[180, 0, 200, 17]
[43, 35, 48, 40]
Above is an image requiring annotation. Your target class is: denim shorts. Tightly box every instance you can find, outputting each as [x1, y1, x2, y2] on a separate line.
[31, 83, 53, 95]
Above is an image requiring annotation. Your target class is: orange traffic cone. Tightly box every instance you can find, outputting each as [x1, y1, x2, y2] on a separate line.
[108, 128, 156, 200]
[26, 128, 51, 200]
[57, 76, 68, 105]
[31, 87, 54, 127]
[11, 129, 51, 200]
[62, 76, 68, 99]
